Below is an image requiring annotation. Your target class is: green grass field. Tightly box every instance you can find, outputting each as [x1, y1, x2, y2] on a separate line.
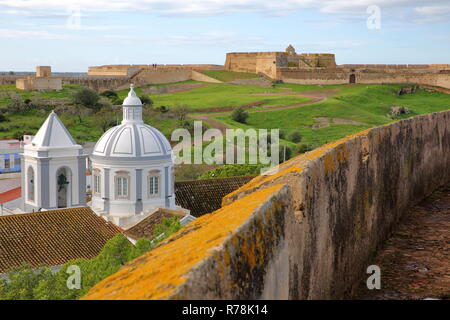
[144, 83, 311, 111]
[214, 84, 450, 147]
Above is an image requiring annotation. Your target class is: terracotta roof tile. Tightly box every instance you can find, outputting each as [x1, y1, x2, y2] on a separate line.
[0, 207, 121, 273]
[174, 176, 255, 217]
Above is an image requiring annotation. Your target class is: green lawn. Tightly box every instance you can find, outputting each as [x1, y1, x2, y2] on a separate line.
[138, 82, 311, 111]
[201, 70, 260, 82]
[214, 84, 450, 148]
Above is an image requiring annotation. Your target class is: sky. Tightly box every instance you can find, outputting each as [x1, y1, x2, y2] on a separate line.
[0, 0, 449, 72]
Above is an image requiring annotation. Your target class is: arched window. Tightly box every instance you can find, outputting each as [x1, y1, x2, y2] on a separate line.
[93, 168, 101, 195]
[115, 171, 130, 199]
[27, 166, 34, 201]
[148, 171, 160, 198]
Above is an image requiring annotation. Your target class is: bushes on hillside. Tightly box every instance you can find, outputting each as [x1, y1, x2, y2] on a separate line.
[231, 107, 249, 124]
[288, 130, 302, 143]
[139, 95, 153, 107]
[73, 88, 100, 109]
[99, 90, 118, 100]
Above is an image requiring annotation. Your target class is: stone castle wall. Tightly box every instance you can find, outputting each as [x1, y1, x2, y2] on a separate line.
[278, 67, 450, 89]
[88, 64, 223, 76]
[225, 52, 337, 76]
[83, 110, 450, 300]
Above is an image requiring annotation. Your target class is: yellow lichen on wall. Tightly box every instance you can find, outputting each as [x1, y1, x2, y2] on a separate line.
[224, 128, 371, 204]
[83, 184, 284, 300]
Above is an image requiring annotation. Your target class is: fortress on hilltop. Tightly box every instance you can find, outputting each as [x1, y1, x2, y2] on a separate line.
[2, 45, 449, 91]
[224, 45, 450, 88]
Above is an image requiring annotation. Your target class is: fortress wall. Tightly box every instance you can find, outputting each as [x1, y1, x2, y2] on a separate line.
[341, 64, 450, 70]
[0, 75, 23, 85]
[88, 64, 224, 76]
[225, 52, 259, 73]
[61, 76, 131, 91]
[84, 110, 450, 300]
[278, 68, 450, 89]
[356, 72, 450, 89]
[300, 53, 337, 68]
[278, 68, 349, 85]
[130, 68, 192, 85]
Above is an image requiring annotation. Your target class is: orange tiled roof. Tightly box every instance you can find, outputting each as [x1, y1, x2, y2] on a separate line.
[174, 176, 256, 217]
[0, 207, 121, 273]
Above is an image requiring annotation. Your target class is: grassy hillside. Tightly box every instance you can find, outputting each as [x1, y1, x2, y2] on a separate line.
[214, 84, 450, 148]
[0, 83, 448, 151]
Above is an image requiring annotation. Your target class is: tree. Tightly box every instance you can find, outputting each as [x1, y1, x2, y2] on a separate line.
[173, 104, 189, 124]
[152, 217, 181, 242]
[288, 130, 302, 143]
[139, 95, 153, 107]
[231, 107, 249, 124]
[73, 88, 100, 109]
[0, 264, 53, 300]
[94, 106, 116, 132]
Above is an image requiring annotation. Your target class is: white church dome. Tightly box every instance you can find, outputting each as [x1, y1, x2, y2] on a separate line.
[92, 85, 172, 160]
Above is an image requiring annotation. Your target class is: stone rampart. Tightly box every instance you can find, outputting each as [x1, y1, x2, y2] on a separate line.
[83, 110, 450, 300]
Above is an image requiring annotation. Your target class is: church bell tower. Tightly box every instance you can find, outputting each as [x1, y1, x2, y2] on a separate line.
[21, 111, 87, 212]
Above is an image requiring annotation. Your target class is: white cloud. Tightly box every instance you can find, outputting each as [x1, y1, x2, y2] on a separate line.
[0, 28, 69, 39]
[0, 0, 449, 22]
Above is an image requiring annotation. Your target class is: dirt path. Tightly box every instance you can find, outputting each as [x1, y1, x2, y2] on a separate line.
[356, 184, 450, 300]
[190, 89, 335, 133]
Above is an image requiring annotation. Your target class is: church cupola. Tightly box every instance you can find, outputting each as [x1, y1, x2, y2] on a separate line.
[90, 84, 177, 228]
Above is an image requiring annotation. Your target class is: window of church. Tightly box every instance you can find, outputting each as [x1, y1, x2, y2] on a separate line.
[27, 166, 35, 201]
[93, 169, 101, 195]
[148, 174, 160, 197]
[115, 171, 130, 199]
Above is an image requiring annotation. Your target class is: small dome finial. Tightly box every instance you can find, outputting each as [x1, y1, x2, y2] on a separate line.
[127, 84, 137, 98]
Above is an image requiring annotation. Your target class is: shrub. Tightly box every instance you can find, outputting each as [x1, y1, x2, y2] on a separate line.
[0, 113, 8, 123]
[99, 90, 118, 100]
[231, 107, 249, 123]
[296, 143, 312, 154]
[139, 95, 153, 107]
[279, 129, 286, 140]
[73, 88, 100, 108]
[288, 130, 302, 143]
[159, 106, 169, 113]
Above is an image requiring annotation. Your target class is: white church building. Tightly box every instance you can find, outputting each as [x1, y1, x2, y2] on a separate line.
[20, 85, 182, 228]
